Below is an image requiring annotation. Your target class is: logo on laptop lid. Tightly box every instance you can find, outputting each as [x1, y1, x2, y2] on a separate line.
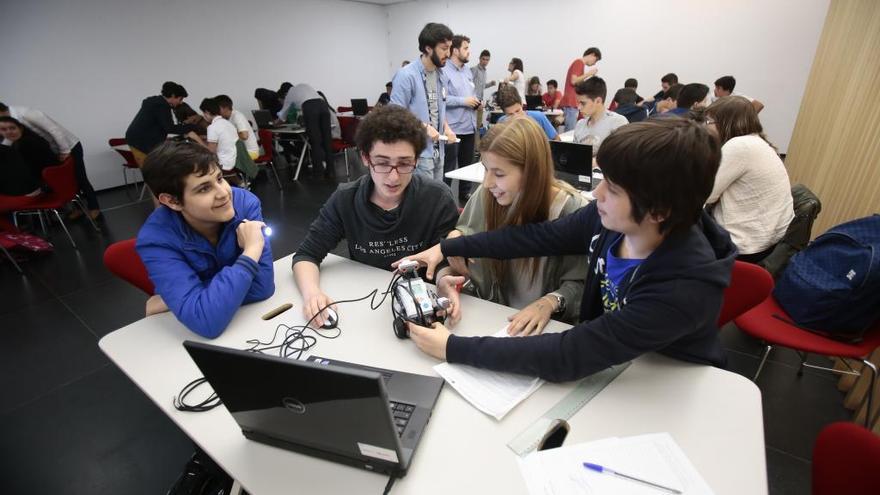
[282, 397, 306, 414]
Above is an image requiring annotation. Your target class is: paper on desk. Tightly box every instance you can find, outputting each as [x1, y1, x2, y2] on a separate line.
[517, 433, 715, 495]
[434, 328, 544, 420]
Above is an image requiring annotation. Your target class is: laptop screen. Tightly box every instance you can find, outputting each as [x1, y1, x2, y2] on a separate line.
[525, 95, 543, 110]
[351, 99, 369, 116]
[550, 141, 593, 191]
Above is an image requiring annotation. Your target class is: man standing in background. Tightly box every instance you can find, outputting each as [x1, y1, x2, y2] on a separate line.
[442, 34, 479, 202]
[391, 22, 457, 180]
[471, 49, 497, 146]
[560, 47, 602, 131]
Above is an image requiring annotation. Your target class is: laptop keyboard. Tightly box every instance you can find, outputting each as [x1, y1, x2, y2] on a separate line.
[388, 401, 416, 435]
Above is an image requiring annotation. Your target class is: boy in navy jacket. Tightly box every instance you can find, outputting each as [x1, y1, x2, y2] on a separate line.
[398, 119, 736, 381]
[136, 141, 274, 338]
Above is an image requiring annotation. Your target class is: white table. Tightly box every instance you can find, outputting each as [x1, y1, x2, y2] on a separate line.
[268, 125, 310, 181]
[100, 255, 766, 495]
[445, 162, 595, 201]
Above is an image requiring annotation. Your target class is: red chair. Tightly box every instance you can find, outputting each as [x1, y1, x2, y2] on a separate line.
[103, 239, 154, 295]
[0, 157, 98, 248]
[108, 138, 146, 200]
[717, 261, 774, 327]
[336, 106, 353, 113]
[332, 116, 361, 179]
[812, 422, 880, 494]
[735, 296, 880, 427]
[255, 129, 282, 189]
[0, 235, 22, 273]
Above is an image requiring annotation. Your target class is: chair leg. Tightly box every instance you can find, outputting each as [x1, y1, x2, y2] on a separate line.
[0, 243, 23, 274]
[12, 212, 20, 230]
[269, 160, 282, 190]
[75, 195, 100, 232]
[754, 345, 772, 381]
[38, 211, 48, 236]
[344, 149, 350, 179]
[861, 359, 878, 429]
[52, 209, 77, 249]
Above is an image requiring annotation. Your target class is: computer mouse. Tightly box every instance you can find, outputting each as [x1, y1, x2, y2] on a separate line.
[322, 308, 338, 329]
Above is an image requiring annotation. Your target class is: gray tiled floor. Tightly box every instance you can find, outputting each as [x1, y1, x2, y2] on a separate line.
[0, 163, 853, 494]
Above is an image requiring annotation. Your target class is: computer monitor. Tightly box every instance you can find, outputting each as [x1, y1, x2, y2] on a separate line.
[351, 99, 369, 116]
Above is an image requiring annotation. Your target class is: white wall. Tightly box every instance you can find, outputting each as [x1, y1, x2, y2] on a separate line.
[385, 0, 830, 154]
[0, 0, 391, 190]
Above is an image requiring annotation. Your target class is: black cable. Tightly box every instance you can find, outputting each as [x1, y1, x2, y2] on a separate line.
[175, 274, 403, 411]
[383, 473, 397, 495]
[173, 377, 222, 412]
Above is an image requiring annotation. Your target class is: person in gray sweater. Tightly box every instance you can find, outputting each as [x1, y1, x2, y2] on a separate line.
[436, 118, 587, 336]
[292, 105, 459, 327]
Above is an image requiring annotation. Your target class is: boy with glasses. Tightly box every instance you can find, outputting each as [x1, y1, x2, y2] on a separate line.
[292, 105, 459, 326]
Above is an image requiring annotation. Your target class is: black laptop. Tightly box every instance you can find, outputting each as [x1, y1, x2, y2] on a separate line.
[252, 109, 280, 129]
[550, 141, 593, 191]
[183, 341, 443, 476]
[351, 98, 369, 116]
[525, 94, 543, 110]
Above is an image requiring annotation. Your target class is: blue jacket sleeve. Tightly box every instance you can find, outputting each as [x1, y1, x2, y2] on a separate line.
[240, 192, 275, 303]
[441, 202, 596, 260]
[138, 239, 261, 339]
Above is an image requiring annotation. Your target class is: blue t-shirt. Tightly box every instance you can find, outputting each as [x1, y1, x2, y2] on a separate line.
[600, 238, 645, 312]
[498, 111, 559, 140]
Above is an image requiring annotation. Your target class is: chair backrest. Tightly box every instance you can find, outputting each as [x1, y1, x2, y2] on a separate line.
[108, 137, 139, 169]
[41, 157, 79, 204]
[339, 116, 360, 144]
[258, 129, 274, 160]
[103, 239, 155, 295]
[717, 261, 774, 327]
[758, 183, 822, 278]
[812, 422, 880, 495]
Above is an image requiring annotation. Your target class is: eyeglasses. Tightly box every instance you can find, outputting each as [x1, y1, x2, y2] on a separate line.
[367, 157, 416, 174]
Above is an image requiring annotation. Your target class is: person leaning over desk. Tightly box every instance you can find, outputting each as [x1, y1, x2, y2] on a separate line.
[394, 119, 736, 382]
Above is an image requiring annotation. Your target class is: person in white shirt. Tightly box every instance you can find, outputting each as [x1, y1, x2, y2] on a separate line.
[0, 101, 101, 219]
[704, 96, 793, 262]
[503, 58, 526, 103]
[572, 77, 628, 155]
[215, 95, 260, 160]
[199, 98, 238, 171]
[713, 75, 764, 114]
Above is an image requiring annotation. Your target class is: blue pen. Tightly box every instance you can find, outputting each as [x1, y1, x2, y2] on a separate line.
[583, 462, 682, 494]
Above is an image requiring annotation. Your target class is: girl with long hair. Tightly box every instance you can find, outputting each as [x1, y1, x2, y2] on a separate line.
[436, 118, 588, 335]
[704, 96, 793, 262]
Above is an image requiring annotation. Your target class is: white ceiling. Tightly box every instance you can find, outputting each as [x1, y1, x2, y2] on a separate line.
[342, 0, 413, 5]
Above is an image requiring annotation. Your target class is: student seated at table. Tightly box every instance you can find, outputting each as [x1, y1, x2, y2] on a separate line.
[611, 88, 648, 123]
[0, 116, 58, 180]
[652, 83, 683, 115]
[526, 76, 543, 98]
[664, 83, 711, 117]
[291, 105, 459, 327]
[572, 77, 628, 153]
[608, 78, 643, 112]
[497, 86, 559, 141]
[396, 118, 735, 382]
[215, 95, 260, 160]
[135, 141, 274, 338]
[704, 96, 793, 263]
[435, 118, 587, 335]
[542, 79, 563, 111]
[198, 98, 238, 172]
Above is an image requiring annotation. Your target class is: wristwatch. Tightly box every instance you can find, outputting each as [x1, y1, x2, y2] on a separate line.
[546, 292, 566, 315]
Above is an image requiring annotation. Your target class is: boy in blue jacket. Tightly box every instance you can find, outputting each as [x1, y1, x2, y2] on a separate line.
[397, 119, 736, 381]
[136, 140, 274, 338]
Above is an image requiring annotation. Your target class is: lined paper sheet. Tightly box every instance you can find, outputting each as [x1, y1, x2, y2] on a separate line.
[518, 433, 715, 495]
[434, 328, 544, 420]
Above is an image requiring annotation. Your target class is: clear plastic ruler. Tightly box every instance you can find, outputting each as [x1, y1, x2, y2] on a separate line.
[507, 362, 631, 456]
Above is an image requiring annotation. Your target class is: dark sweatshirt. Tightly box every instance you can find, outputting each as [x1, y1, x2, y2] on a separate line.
[443, 202, 736, 382]
[125, 95, 196, 153]
[292, 174, 459, 271]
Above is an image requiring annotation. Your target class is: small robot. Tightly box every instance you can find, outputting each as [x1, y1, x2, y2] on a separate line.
[391, 260, 451, 339]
